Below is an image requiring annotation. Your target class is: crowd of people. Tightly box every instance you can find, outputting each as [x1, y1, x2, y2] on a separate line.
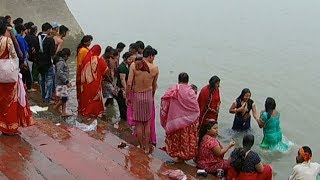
[0, 15, 319, 179]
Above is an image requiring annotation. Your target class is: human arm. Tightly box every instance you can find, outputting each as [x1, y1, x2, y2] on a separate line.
[55, 39, 63, 55]
[255, 162, 264, 173]
[152, 67, 159, 96]
[120, 73, 127, 96]
[126, 63, 135, 98]
[56, 62, 69, 85]
[256, 111, 266, 128]
[212, 140, 235, 157]
[229, 101, 238, 114]
[252, 103, 260, 121]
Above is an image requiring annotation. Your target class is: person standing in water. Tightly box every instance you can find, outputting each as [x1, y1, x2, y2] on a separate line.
[126, 45, 159, 154]
[256, 97, 288, 151]
[229, 88, 259, 131]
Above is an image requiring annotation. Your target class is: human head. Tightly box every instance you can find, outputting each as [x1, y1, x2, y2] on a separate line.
[178, 72, 189, 84]
[90, 45, 102, 56]
[209, 76, 220, 91]
[13, 17, 23, 26]
[199, 120, 218, 144]
[122, 52, 135, 65]
[15, 24, 26, 35]
[129, 43, 139, 54]
[41, 22, 53, 33]
[110, 48, 119, 60]
[116, 42, 126, 53]
[238, 88, 251, 102]
[60, 48, 71, 60]
[265, 97, 276, 119]
[296, 146, 312, 163]
[136, 40, 145, 54]
[77, 35, 93, 53]
[190, 84, 198, 94]
[104, 46, 113, 57]
[30, 25, 38, 35]
[143, 45, 158, 62]
[24, 22, 34, 33]
[0, 20, 7, 36]
[59, 25, 69, 37]
[242, 134, 254, 150]
[5, 15, 11, 24]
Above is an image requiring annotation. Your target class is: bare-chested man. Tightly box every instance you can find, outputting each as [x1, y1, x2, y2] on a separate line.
[126, 46, 159, 153]
[54, 25, 69, 54]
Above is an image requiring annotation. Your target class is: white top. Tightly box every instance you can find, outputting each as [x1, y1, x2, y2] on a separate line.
[289, 161, 320, 180]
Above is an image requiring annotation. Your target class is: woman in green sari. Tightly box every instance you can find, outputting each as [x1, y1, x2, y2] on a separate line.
[256, 97, 288, 152]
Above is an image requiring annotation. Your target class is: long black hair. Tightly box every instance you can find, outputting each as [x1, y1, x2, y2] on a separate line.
[237, 88, 251, 101]
[77, 35, 93, 54]
[208, 76, 220, 94]
[231, 134, 255, 172]
[198, 120, 218, 145]
[265, 97, 276, 119]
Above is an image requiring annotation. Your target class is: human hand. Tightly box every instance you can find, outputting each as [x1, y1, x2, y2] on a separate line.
[229, 140, 236, 147]
[125, 98, 131, 107]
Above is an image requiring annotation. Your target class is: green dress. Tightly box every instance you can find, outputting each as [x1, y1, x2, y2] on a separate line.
[260, 112, 288, 152]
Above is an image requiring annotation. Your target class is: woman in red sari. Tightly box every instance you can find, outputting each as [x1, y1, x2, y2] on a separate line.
[76, 35, 93, 110]
[0, 22, 34, 135]
[79, 45, 108, 117]
[198, 76, 221, 129]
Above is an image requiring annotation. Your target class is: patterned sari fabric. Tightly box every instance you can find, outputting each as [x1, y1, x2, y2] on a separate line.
[160, 84, 200, 160]
[196, 135, 229, 173]
[0, 36, 34, 134]
[79, 45, 108, 117]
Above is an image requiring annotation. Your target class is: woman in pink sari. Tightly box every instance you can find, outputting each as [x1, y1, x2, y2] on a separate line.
[160, 72, 199, 162]
[0, 21, 34, 135]
[79, 45, 108, 117]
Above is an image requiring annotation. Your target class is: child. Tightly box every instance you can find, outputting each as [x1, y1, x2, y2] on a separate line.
[53, 48, 71, 116]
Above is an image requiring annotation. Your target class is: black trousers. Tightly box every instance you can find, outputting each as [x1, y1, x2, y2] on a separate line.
[115, 89, 127, 120]
[20, 66, 32, 90]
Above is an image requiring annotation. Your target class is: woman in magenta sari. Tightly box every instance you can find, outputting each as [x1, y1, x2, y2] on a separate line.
[160, 73, 200, 162]
[79, 45, 108, 117]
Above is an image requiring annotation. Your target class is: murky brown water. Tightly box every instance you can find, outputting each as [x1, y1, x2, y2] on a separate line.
[63, 0, 320, 179]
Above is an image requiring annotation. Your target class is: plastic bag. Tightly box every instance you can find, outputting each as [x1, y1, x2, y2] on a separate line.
[162, 170, 187, 180]
[75, 119, 97, 132]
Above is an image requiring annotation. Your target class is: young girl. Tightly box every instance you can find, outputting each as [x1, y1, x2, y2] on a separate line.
[54, 48, 71, 116]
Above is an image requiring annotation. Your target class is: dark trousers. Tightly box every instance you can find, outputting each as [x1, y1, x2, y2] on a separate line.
[115, 89, 127, 120]
[20, 67, 32, 90]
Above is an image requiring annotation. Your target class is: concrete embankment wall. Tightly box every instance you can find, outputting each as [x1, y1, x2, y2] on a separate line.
[1, 0, 83, 51]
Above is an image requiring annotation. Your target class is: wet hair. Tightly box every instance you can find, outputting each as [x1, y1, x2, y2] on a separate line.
[198, 120, 218, 145]
[111, 48, 119, 57]
[15, 24, 26, 34]
[24, 22, 34, 30]
[136, 40, 145, 50]
[30, 25, 38, 35]
[208, 76, 220, 93]
[143, 45, 158, 58]
[0, 20, 7, 35]
[13, 17, 23, 25]
[190, 84, 198, 93]
[237, 88, 251, 101]
[53, 48, 71, 64]
[59, 25, 69, 35]
[76, 35, 93, 54]
[129, 43, 139, 52]
[5, 15, 11, 21]
[41, 22, 52, 32]
[122, 52, 134, 61]
[231, 134, 255, 172]
[116, 42, 126, 49]
[265, 97, 276, 119]
[178, 72, 189, 83]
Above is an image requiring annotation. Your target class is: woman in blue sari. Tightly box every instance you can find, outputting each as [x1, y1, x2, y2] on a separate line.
[256, 97, 288, 152]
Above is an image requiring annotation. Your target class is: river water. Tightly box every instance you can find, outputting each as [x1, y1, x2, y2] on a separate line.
[65, 0, 320, 178]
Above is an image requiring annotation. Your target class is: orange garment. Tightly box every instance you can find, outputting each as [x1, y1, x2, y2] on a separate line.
[76, 47, 89, 109]
[0, 36, 34, 134]
[79, 45, 108, 117]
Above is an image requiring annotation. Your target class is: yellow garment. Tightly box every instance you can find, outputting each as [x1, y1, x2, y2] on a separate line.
[77, 47, 89, 67]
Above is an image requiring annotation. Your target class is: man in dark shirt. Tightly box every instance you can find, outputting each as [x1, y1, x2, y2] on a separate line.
[37, 22, 55, 103]
[25, 25, 39, 88]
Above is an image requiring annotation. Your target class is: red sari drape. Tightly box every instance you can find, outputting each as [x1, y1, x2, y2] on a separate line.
[198, 85, 221, 129]
[79, 45, 108, 117]
[0, 36, 34, 134]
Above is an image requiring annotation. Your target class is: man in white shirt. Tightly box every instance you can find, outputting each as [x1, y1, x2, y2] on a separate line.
[289, 146, 320, 180]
